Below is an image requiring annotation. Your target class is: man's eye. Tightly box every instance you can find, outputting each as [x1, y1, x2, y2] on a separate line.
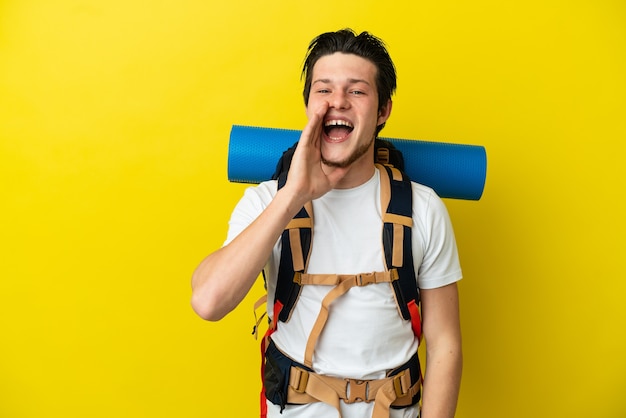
[351, 90, 364, 95]
[317, 89, 330, 94]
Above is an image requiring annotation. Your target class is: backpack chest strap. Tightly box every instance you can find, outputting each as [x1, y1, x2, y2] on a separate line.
[303, 270, 398, 368]
[295, 270, 398, 286]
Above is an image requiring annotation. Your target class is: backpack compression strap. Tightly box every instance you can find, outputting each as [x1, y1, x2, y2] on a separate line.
[377, 164, 422, 340]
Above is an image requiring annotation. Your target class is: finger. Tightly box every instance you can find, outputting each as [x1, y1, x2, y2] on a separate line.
[306, 100, 329, 122]
[302, 102, 329, 147]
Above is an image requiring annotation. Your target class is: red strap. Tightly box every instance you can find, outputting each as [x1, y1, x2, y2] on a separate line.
[407, 299, 422, 340]
[259, 389, 267, 418]
[259, 301, 283, 418]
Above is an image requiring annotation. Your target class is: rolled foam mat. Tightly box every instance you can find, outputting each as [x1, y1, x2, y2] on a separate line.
[228, 125, 487, 200]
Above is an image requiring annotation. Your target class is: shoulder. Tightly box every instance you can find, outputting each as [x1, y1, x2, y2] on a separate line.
[410, 181, 448, 217]
[237, 180, 278, 208]
[224, 180, 278, 246]
[409, 180, 457, 255]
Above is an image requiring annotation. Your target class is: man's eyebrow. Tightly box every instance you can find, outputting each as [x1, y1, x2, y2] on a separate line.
[312, 78, 371, 86]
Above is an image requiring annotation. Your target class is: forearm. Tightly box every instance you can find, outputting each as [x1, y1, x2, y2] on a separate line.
[420, 283, 463, 418]
[421, 339, 463, 418]
[190, 188, 305, 321]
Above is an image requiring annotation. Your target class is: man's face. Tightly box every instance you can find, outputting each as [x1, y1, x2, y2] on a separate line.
[307, 52, 391, 169]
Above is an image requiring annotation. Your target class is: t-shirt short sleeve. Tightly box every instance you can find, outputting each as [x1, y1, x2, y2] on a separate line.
[410, 183, 463, 289]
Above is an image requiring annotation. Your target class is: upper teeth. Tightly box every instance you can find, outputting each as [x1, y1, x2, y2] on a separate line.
[325, 120, 353, 128]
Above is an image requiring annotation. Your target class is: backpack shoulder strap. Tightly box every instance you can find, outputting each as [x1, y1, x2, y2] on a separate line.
[273, 172, 313, 323]
[377, 164, 422, 340]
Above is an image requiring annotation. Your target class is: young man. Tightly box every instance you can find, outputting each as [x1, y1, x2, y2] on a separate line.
[191, 29, 463, 418]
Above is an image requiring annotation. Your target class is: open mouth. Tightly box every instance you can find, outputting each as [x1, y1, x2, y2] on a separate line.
[324, 119, 354, 142]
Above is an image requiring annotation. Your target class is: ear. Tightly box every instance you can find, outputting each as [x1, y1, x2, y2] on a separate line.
[377, 99, 393, 126]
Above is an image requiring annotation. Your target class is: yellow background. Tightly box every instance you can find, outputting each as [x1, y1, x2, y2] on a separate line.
[1, 0, 625, 417]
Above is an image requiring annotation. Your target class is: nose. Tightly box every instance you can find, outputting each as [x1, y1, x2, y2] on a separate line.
[328, 90, 350, 110]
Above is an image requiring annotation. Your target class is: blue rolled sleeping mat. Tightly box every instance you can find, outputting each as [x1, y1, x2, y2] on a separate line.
[227, 125, 487, 200]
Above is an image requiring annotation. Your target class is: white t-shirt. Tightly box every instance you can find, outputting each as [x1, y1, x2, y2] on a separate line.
[225, 168, 462, 418]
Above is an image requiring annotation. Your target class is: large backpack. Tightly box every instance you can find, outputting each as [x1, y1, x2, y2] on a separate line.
[255, 139, 422, 417]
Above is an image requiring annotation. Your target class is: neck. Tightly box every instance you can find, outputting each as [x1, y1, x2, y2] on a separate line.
[326, 153, 376, 189]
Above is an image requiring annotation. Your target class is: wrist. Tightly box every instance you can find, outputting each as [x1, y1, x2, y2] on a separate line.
[274, 186, 310, 220]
